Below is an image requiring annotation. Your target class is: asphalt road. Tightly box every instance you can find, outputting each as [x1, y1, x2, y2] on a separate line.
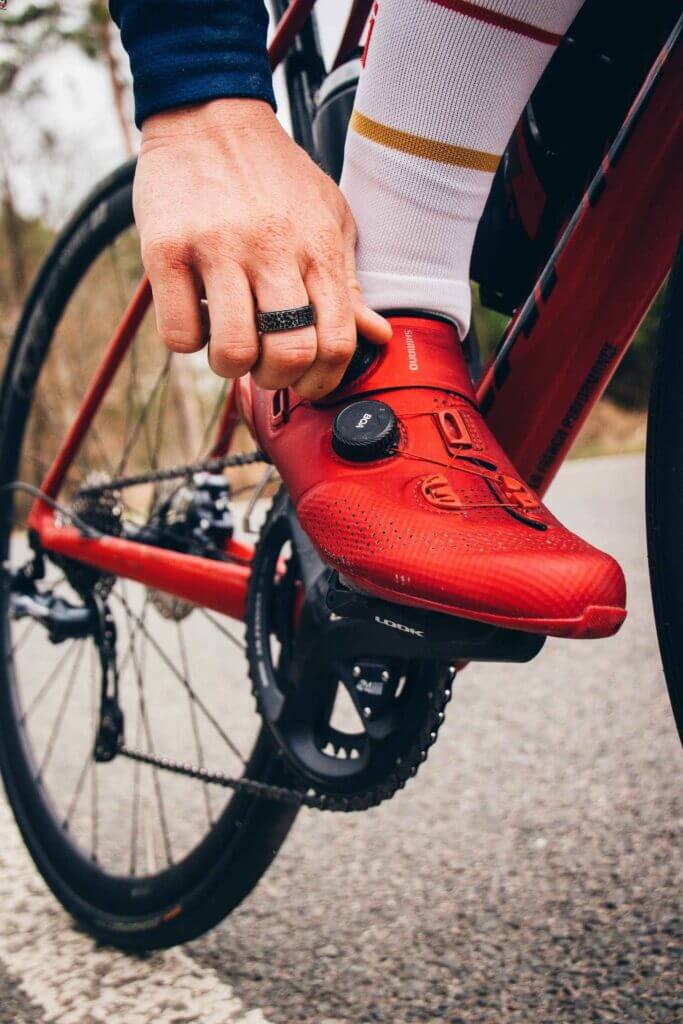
[0, 453, 680, 1024]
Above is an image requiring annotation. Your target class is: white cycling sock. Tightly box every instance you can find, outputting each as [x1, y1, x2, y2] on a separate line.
[340, 0, 584, 338]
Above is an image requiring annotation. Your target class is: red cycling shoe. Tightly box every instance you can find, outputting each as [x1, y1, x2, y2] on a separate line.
[239, 315, 626, 639]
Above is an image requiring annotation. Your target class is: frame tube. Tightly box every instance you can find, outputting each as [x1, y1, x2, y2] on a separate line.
[478, 21, 682, 495]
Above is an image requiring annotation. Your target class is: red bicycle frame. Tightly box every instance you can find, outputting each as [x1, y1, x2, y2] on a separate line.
[28, 4, 683, 625]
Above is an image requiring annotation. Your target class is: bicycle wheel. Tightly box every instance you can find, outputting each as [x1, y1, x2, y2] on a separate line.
[646, 235, 683, 745]
[0, 160, 299, 950]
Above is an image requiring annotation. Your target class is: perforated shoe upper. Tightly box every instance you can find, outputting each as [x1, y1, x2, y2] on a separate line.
[246, 316, 626, 638]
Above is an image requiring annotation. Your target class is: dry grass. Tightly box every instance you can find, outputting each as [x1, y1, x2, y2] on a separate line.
[571, 398, 647, 459]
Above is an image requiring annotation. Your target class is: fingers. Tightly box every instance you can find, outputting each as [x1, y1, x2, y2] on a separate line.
[142, 239, 206, 353]
[204, 265, 260, 379]
[353, 295, 394, 344]
[294, 258, 356, 398]
[250, 267, 317, 390]
[140, 202, 391, 398]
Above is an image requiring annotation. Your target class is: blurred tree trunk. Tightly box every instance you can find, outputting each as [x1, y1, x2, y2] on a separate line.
[0, 158, 27, 301]
[94, 0, 134, 157]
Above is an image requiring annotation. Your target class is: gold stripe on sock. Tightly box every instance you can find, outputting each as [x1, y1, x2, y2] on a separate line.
[350, 110, 500, 172]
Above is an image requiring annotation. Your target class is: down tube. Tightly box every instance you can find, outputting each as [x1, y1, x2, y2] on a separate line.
[477, 21, 683, 498]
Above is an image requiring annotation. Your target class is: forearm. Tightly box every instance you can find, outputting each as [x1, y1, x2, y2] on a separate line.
[109, 0, 275, 127]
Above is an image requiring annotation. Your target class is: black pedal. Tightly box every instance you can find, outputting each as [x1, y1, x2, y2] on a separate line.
[326, 572, 545, 664]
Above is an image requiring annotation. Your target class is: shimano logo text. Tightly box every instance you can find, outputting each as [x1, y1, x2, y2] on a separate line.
[374, 615, 424, 638]
[356, 412, 372, 429]
[405, 330, 419, 371]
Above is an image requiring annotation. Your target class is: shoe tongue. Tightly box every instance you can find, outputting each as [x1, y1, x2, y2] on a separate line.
[334, 315, 476, 402]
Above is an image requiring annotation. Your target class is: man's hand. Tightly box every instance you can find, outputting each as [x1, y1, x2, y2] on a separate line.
[134, 99, 391, 398]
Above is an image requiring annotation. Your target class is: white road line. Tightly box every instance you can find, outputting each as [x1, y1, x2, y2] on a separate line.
[0, 794, 272, 1024]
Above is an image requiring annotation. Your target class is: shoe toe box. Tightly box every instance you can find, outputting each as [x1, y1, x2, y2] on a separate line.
[297, 480, 626, 634]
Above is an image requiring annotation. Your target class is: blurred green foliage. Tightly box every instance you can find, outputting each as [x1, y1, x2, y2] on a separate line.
[471, 283, 661, 409]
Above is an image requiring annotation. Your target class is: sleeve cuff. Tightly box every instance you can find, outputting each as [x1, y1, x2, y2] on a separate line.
[110, 1, 275, 128]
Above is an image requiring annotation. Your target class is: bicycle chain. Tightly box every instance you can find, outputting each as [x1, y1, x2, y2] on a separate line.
[74, 449, 266, 497]
[118, 746, 320, 808]
[75, 450, 454, 811]
[118, 670, 454, 813]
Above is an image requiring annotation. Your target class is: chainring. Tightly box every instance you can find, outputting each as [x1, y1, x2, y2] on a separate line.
[246, 489, 454, 812]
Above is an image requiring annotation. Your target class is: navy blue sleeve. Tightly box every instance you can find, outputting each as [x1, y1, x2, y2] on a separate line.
[109, 0, 275, 128]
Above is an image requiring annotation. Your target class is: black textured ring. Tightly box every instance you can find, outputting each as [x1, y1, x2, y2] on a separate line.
[256, 304, 316, 335]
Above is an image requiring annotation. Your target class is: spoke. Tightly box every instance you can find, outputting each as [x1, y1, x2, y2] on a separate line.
[141, 377, 228, 524]
[60, 340, 115, 477]
[196, 380, 229, 459]
[198, 608, 246, 652]
[131, 333, 170, 475]
[121, 595, 174, 867]
[112, 592, 246, 766]
[61, 640, 99, 837]
[111, 240, 149, 481]
[20, 643, 79, 724]
[122, 329, 137, 471]
[176, 622, 213, 826]
[32, 391, 93, 483]
[116, 354, 172, 477]
[89, 640, 100, 862]
[61, 746, 92, 831]
[10, 619, 37, 657]
[121, 584, 146, 876]
[109, 237, 132, 316]
[142, 367, 175, 522]
[35, 642, 87, 781]
[150, 354, 172, 474]
[115, 600, 152, 678]
[129, 698, 144, 876]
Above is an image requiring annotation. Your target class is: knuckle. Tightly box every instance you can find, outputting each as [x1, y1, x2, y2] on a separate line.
[159, 327, 202, 353]
[255, 216, 296, 262]
[318, 331, 356, 366]
[197, 225, 241, 268]
[267, 212, 295, 242]
[294, 372, 341, 401]
[268, 337, 317, 374]
[209, 339, 258, 377]
[231, 341, 260, 366]
[142, 235, 193, 273]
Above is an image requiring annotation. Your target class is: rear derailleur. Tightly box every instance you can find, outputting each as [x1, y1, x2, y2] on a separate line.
[8, 548, 95, 644]
[7, 547, 123, 763]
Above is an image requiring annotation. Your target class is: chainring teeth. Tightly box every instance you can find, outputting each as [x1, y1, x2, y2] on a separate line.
[246, 491, 455, 813]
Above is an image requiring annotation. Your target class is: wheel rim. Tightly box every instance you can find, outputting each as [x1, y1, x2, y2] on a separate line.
[1, 207, 273, 891]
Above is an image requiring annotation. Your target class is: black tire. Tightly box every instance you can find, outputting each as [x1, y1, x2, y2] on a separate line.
[646, 235, 683, 746]
[0, 161, 299, 950]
